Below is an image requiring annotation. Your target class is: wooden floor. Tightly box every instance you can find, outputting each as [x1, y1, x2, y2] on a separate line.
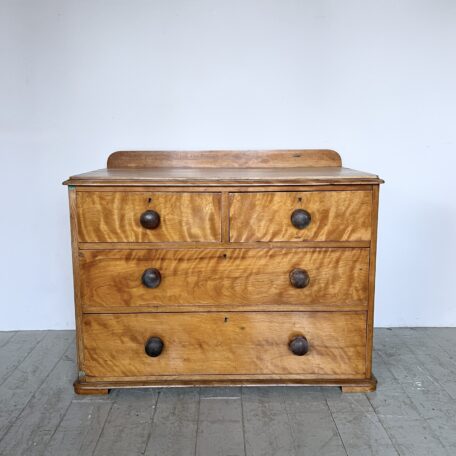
[0, 329, 456, 455]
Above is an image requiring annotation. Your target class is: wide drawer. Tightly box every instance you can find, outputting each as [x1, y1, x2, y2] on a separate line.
[80, 248, 369, 310]
[82, 312, 367, 378]
[229, 190, 372, 242]
[77, 191, 221, 243]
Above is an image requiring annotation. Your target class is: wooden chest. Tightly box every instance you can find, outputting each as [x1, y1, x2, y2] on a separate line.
[64, 150, 383, 394]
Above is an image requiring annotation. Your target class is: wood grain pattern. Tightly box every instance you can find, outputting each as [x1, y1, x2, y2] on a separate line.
[82, 312, 367, 378]
[68, 188, 85, 370]
[64, 167, 382, 187]
[77, 191, 221, 243]
[107, 150, 342, 168]
[74, 185, 373, 193]
[74, 376, 378, 389]
[230, 190, 372, 242]
[366, 185, 380, 378]
[80, 248, 369, 310]
[79, 241, 371, 250]
[64, 150, 382, 393]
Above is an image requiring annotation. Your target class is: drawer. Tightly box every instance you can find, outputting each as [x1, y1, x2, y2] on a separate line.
[77, 191, 221, 243]
[82, 312, 367, 378]
[229, 191, 372, 242]
[80, 248, 369, 310]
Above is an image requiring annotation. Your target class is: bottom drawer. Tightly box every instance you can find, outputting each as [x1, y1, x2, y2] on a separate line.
[82, 312, 367, 379]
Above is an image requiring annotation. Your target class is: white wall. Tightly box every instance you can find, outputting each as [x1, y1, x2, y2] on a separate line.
[1, 0, 455, 330]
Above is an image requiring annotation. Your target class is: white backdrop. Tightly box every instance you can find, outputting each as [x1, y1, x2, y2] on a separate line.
[1, 0, 455, 330]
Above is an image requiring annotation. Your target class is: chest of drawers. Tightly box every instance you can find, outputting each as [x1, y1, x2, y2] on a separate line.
[64, 150, 383, 394]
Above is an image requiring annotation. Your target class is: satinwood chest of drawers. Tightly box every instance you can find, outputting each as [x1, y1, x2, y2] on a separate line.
[64, 150, 383, 394]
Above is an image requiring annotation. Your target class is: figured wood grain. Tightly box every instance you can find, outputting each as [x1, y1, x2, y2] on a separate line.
[230, 190, 372, 242]
[77, 191, 221, 243]
[82, 312, 367, 378]
[64, 150, 382, 393]
[80, 248, 369, 309]
[107, 150, 342, 168]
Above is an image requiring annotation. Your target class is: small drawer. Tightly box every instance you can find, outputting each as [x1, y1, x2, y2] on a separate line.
[80, 248, 369, 310]
[82, 312, 367, 378]
[229, 191, 372, 242]
[77, 191, 221, 243]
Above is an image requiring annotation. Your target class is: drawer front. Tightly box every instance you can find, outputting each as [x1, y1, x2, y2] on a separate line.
[82, 312, 367, 378]
[80, 248, 369, 309]
[230, 191, 372, 242]
[77, 191, 221, 243]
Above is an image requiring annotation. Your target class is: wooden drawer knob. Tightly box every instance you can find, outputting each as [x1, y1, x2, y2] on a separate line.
[289, 336, 309, 356]
[291, 209, 311, 229]
[141, 268, 161, 288]
[289, 268, 310, 288]
[140, 210, 160, 229]
[145, 337, 164, 357]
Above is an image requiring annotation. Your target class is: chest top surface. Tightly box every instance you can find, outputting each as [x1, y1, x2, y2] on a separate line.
[63, 150, 383, 186]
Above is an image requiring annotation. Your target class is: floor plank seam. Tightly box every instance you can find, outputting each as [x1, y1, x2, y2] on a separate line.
[280, 388, 299, 456]
[364, 393, 402, 456]
[240, 387, 248, 456]
[89, 399, 115, 456]
[141, 389, 161, 455]
[42, 393, 75, 456]
[193, 388, 202, 456]
[325, 398, 349, 456]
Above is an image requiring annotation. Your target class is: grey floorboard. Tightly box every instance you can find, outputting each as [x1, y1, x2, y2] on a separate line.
[0, 341, 76, 456]
[281, 387, 347, 456]
[0, 328, 455, 455]
[196, 387, 245, 456]
[328, 409, 399, 456]
[0, 330, 73, 441]
[367, 351, 449, 456]
[242, 387, 296, 456]
[144, 388, 199, 456]
[375, 329, 456, 454]
[0, 330, 47, 386]
[391, 328, 456, 400]
[45, 396, 113, 456]
[324, 386, 399, 455]
[0, 331, 16, 348]
[92, 389, 159, 456]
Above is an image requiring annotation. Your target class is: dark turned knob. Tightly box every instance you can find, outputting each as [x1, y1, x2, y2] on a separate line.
[141, 268, 161, 288]
[289, 336, 309, 356]
[140, 210, 160, 229]
[290, 268, 310, 289]
[291, 209, 311, 229]
[145, 337, 164, 357]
